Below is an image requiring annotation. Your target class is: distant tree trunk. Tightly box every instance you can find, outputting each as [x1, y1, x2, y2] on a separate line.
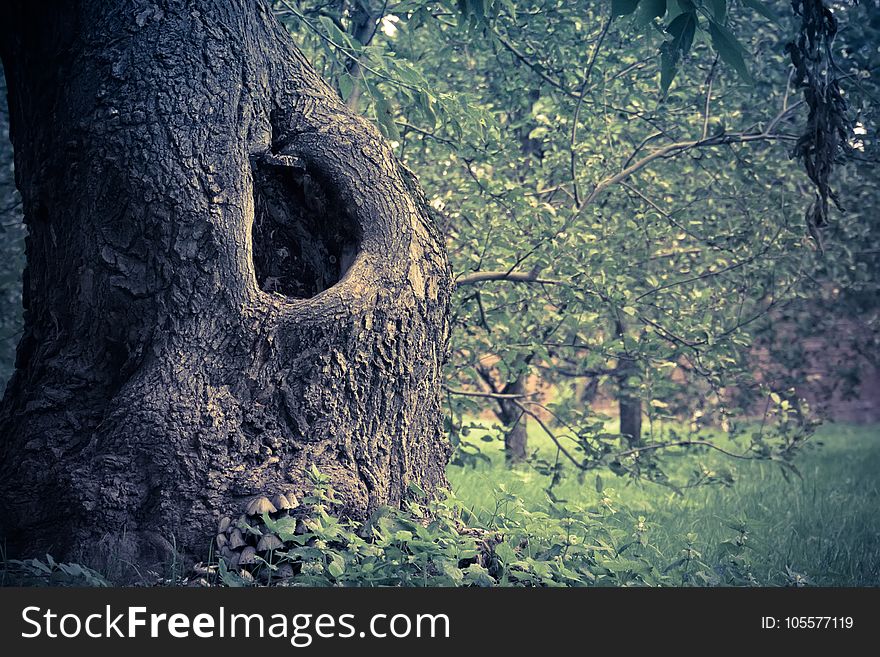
[0, 0, 450, 579]
[341, 1, 379, 111]
[497, 375, 528, 464]
[617, 385, 643, 446]
[614, 319, 641, 446]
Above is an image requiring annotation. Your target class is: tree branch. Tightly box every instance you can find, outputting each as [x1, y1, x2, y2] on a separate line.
[444, 386, 532, 400]
[455, 270, 566, 288]
[571, 15, 612, 206]
[579, 129, 799, 210]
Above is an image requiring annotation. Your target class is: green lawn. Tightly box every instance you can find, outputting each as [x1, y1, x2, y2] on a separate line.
[448, 422, 880, 586]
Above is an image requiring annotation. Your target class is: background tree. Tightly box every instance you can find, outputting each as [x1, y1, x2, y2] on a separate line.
[273, 0, 875, 478]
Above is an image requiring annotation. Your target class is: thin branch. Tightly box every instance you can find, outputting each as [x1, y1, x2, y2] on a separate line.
[493, 31, 575, 98]
[764, 100, 805, 135]
[702, 56, 719, 140]
[571, 15, 612, 206]
[444, 386, 532, 400]
[578, 129, 799, 210]
[455, 270, 566, 288]
[396, 121, 456, 146]
[632, 251, 764, 303]
[512, 400, 585, 470]
[616, 440, 757, 461]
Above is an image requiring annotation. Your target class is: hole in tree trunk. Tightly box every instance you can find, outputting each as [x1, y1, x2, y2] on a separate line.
[251, 155, 360, 298]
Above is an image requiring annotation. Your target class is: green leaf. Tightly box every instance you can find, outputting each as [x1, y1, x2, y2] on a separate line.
[371, 85, 400, 140]
[659, 42, 680, 94]
[707, 20, 753, 83]
[612, 0, 641, 18]
[666, 0, 695, 18]
[635, 0, 666, 26]
[327, 552, 346, 578]
[318, 16, 356, 52]
[740, 0, 778, 24]
[494, 540, 518, 564]
[705, 0, 727, 21]
[656, 9, 696, 92]
[499, 0, 517, 23]
[463, 563, 495, 586]
[666, 11, 697, 54]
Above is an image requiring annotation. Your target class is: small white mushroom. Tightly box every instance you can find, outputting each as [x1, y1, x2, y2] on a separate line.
[246, 496, 277, 516]
[284, 491, 300, 508]
[217, 516, 231, 533]
[238, 546, 257, 565]
[215, 533, 228, 550]
[257, 533, 283, 552]
[271, 493, 292, 511]
[228, 528, 246, 549]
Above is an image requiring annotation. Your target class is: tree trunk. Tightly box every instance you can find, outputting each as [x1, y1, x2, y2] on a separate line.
[618, 389, 642, 447]
[0, 0, 451, 580]
[497, 376, 528, 464]
[614, 318, 641, 446]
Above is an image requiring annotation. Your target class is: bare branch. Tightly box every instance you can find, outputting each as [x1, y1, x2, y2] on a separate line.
[616, 440, 757, 461]
[702, 56, 719, 140]
[579, 129, 799, 210]
[571, 15, 612, 206]
[455, 270, 566, 288]
[444, 386, 532, 400]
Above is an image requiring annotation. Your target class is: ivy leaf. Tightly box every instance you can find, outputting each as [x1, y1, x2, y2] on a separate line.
[708, 20, 753, 83]
[612, 0, 641, 18]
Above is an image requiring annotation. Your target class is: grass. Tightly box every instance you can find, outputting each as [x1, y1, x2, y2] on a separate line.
[448, 422, 880, 586]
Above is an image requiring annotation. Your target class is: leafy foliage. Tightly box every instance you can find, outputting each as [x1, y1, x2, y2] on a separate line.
[1, 554, 111, 587]
[10, 425, 879, 588]
[268, 0, 876, 487]
[204, 467, 776, 587]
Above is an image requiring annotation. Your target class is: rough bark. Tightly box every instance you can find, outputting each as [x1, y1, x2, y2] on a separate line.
[0, 0, 451, 580]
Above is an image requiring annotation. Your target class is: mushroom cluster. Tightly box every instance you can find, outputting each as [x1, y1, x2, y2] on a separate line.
[212, 492, 302, 582]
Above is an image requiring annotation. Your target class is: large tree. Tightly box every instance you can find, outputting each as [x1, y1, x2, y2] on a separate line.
[0, 0, 451, 578]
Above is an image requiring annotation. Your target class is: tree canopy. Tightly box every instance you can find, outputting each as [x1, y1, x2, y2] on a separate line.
[250, 0, 878, 487]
